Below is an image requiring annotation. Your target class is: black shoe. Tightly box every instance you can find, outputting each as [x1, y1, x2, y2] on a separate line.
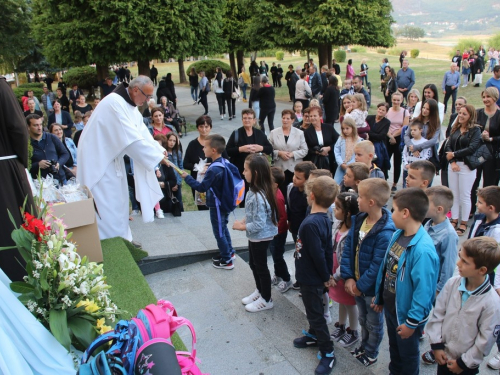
[293, 331, 318, 348]
[212, 255, 222, 262]
[212, 258, 234, 270]
[356, 353, 377, 367]
[315, 352, 336, 375]
[292, 281, 301, 290]
[474, 83, 480, 87]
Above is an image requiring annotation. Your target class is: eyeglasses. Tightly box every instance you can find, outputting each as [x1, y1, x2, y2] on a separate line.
[137, 87, 153, 100]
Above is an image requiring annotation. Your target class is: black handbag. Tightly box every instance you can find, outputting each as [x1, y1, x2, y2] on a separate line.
[464, 143, 492, 170]
[166, 183, 182, 217]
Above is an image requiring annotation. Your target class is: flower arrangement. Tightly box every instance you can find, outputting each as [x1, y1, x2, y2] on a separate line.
[1, 196, 119, 351]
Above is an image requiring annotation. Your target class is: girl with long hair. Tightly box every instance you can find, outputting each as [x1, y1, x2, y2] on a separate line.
[233, 154, 278, 312]
[333, 118, 361, 183]
[165, 132, 184, 211]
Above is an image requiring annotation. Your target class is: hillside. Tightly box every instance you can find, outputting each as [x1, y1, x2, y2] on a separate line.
[392, 0, 500, 34]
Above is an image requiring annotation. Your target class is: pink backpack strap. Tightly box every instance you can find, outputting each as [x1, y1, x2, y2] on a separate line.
[142, 304, 172, 339]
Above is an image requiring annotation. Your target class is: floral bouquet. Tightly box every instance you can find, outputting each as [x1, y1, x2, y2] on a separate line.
[1, 196, 120, 352]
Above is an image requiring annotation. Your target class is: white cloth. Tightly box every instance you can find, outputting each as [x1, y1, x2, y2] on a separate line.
[0, 269, 75, 375]
[448, 161, 476, 222]
[77, 90, 164, 240]
[402, 137, 431, 166]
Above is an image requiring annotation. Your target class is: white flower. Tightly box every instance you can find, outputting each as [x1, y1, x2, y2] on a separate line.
[47, 240, 54, 249]
[79, 281, 89, 295]
[61, 295, 72, 307]
[27, 300, 37, 312]
[32, 271, 40, 279]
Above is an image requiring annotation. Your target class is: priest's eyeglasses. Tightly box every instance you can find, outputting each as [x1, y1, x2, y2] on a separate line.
[137, 87, 153, 100]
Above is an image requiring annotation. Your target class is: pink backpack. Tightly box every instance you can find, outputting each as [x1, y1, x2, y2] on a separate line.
[133, 300, 207, 375]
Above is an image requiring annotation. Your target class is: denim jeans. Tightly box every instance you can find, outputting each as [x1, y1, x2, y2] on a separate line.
[128, 185, 140, 211]
[248, 240, 272, 301]
[384, 309, 422, 375]
[209, 208, 234, 262]
[190, 85, 198, 101]
[301, 284, 334, 355]
[269, 232, 290, 282]
[252, 100, 260, 119]
[241, 83, 248, 99]
[355, 295, 384, 359]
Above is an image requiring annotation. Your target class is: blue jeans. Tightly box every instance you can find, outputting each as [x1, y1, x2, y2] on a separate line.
[384, 309, 422, 375]
[129, 185, 140, 211]
[190, 85, 198, 101]
[252, 100, 260, 119]
[269, 232, 290, 282]
[209, 208, 234, 262]
[334, 165, 346, 184]
[241, 83, 248, 99]
[355, 295, 384, 359]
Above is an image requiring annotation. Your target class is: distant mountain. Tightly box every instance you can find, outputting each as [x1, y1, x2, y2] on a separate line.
[391, 0, 500, 33]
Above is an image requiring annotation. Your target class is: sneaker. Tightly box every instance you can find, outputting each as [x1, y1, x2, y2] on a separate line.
[315, 351, 336, 375]
[421, 350, 436, 365]
[338, 328, 359, 347]
[350, 346, 365, 358]
[130, 209, 141, 216]
[293, 330, 318, 348]
[330, 322, 346, 342]
[155, 209, 164, 219]
[242, 289, 260, 305]
[391, 186, 397, 193]
[277, 280, 293, 293]
[230, 252, 236, 261]
[221, 115, 224, 120]
[245, 296, 273, 312]
[487, 351, 500, 370]
[211, 255, 222, 262]
[419, 329, 425, 341]
[292, 281, 301, 290]
[271, 275, 283, 285]
[356, 353, 377, 367]
[212, 258, 234, 270]
[193, 101, 197, 105]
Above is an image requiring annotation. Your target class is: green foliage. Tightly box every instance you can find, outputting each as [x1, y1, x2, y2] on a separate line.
[187, 60, 231, 80]
[12, 87, 44, 105]
[300, 51, 307, 57]
[19, 83, 44, 89]
[489, 33, 500, 50]
[0, 0, 32, 69]
[334, 50, 347, 63]
[394, 26, 425, 40]
[63, 67, 114, 90]
[351, 46, 367, 53]
[410, 49, 420, 58]
[276, 51, 285, 61]
[451, 38, 482, 58]
[387, 47, 401, 56]
[377, 49, 387, 54]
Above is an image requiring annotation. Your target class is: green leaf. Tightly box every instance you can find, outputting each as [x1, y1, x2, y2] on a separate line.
[10, 281, 35, 294]
[49, 309, 71, 351]
[66, 305, 86, 318]
[40, 267, 49, 291]
[68, 316, 97, 350]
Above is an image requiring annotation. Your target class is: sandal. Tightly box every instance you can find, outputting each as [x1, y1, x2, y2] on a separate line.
[456, 222, 468, 236]
[450, 219, 458, 229]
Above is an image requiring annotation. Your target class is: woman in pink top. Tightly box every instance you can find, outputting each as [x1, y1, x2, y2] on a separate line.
[345, 59, 355, 80]
[385, 92, 409, 192]
[150, 107, 172, 137]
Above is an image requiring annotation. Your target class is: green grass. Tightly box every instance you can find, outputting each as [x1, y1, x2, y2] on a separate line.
[122, 239, 149, 261]
[101, 237, 186, 350]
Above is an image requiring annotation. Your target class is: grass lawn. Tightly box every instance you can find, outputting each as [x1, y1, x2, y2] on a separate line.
[101, 237, 186, 350]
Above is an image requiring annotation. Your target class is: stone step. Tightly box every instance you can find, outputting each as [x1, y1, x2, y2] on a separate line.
[146, 255, 375, 375]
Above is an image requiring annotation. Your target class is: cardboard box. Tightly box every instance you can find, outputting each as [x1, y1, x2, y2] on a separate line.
[50, 186, 103, 263]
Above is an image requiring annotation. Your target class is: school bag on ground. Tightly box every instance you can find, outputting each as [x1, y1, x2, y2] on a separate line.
[208, 158, 245, 236]
[79, 300, 206, 375]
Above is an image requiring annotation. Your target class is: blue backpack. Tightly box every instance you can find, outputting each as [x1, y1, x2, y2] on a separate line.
[208, 158, 245, 236]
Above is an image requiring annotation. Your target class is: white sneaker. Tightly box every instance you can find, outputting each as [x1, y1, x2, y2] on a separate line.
[155, 209, 164, 219]
[130, 210, 141, 216]
[245, 296, 273, 312]
[487, 351, 500, 369]
[277, 280, 293, 293]
[271, 275, 283, 285]
[242, 289, 261, 305]
[221, 115, 224, 120]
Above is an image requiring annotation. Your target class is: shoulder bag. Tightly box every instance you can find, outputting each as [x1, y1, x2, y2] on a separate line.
[304, 81, 311, 99]
[464, 128, 492, 170]
[231, 79, 239, 99]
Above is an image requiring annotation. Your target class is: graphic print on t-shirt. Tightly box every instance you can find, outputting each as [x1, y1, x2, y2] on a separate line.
[384, 241, 405, 294]
[294, 235, 302, 259]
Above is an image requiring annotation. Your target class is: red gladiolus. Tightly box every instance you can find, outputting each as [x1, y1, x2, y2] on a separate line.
[22, 212, 47, 241]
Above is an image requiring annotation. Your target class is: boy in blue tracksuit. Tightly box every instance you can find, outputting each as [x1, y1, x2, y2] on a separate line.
[373, 188, 439, 375]
[182, 134, 236, 270]
[340, 178, 396, 367]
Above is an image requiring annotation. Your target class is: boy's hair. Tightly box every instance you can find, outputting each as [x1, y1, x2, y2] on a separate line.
[307, 176, 339, 208]
[358, 178, 390, 207]
[346, 162, 370, 181]
[270, 166, 285, 186]
[426, 186, 454, 213]
[393, 187, 429, 222]
[477, 186, 500, 213]
[410, 121, 424, 131]
[354, 140, 375, 156]
[294, 161, 317, 179]
[408, 160, 436, 183]
[462, 237, 500, 274]
[205, 134, 226, 154]
[309, 169, 332, 179]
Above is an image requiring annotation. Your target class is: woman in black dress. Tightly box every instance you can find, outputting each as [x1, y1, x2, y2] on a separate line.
[366, 102, 391, 178]
[323, 76, 340, 124]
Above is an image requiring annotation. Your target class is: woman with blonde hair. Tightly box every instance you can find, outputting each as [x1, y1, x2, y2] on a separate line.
[406, 89, 420, 119]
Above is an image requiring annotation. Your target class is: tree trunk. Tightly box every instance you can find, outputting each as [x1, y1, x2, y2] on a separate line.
[178, 58, 186, 83]
[137, 58, 150, 77]
[317, 44, 330, 69]
[327, 45, 333, 69]
[307, 51, 310, 63]
[251, 52, 257, 62]
[96, 63, 110, 99]
[236, 50, 245, 74]
[229, 51, 236, 77]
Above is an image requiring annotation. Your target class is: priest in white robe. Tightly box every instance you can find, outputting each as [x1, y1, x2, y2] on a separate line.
[78, 76, 166, 241]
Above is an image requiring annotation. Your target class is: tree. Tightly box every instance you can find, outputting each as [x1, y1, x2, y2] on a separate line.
[249, 0, 394, 68]
[489, 33, 500, 50]
[395, 26, 425, 40]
